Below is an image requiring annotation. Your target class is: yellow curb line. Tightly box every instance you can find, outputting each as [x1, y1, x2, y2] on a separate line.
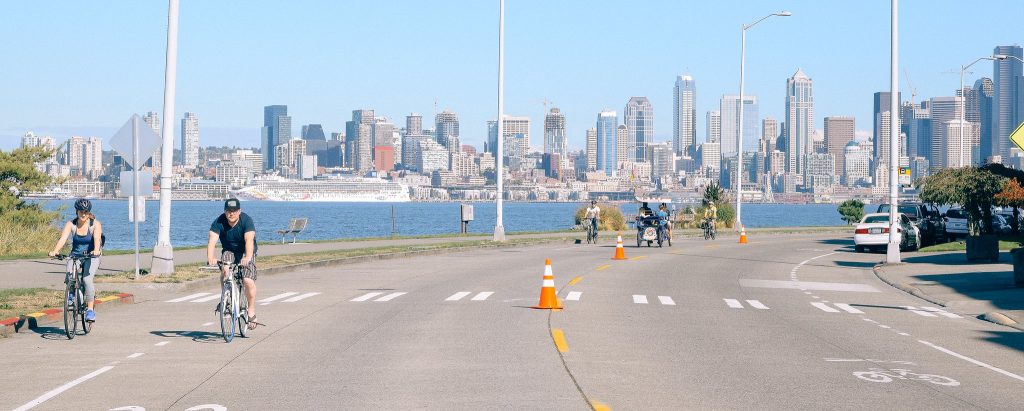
[568, 276, 583, 286]
[25, 312, 46, 318]
[593, 401, 612, 411]
[96, 296, 120, 302]
[595, 264, 611, 271]
[551, 328, 569, 353]
[629, 256, 647, 260]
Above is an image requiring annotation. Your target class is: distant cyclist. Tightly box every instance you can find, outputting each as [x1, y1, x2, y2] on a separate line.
[658, 203, 671, 239]
[584, 200, 601, 237]
[207, 198, 259, 329]
[49, 199, 103, 322]
[702, 201, 718, 232]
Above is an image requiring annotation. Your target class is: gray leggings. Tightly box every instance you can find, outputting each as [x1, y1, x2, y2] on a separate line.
[66, 257, 99, 303]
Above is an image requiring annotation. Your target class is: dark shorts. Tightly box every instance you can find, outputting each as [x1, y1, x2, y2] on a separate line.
[221, 250, 257, 281]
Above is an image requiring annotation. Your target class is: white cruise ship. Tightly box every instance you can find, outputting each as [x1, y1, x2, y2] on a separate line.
[234, 176, 410, 202]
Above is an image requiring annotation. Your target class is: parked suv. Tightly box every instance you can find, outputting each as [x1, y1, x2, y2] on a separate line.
[876, 203, 945, 246]
[943, 207, 968, 239]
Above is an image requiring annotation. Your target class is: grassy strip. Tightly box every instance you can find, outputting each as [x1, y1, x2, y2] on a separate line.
[0, 288, 120, 320]
[919, 238, 1023, 253]
[96, 237, 565, 284]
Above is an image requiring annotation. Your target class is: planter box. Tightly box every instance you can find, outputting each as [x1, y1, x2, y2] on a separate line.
[966, 234, 999, 262]
[1012, 248, 1024, 287]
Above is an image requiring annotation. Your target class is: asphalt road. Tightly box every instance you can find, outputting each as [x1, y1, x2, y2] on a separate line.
[2, 233, 1022, 410]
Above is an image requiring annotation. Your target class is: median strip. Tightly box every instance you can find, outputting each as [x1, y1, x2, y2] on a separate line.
[551, 328, 569, 353]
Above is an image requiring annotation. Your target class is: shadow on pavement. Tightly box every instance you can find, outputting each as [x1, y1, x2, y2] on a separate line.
[978, 330, 1024, 353]
[817, 238, 853, 246]
[902, 251, 1011, 265]
[889, 251, 1024, 313]
[834, 260, 877, 268]
[151, 330, 225, 344]
[34, 326, 71, 339]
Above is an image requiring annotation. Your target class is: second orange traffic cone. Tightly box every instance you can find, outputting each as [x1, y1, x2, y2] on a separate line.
[739, 225, 747, 244]
[612, 234, 627, 260]
[532, 259, 562, 310]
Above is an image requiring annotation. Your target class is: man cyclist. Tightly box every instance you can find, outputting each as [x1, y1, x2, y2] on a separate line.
[207, 198, 259, 329]
[584, 200, 601, 240]
[702, 201, 718, 233]
[657, 203, 671, 239]
[49, 199, 103, 322]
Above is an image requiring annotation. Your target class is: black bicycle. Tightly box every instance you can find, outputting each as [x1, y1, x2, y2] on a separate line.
[701, 218, 717, 240]
[53, 254, 93, 339]
[586, 218, 599, 244]
[209, 260, 250, 342]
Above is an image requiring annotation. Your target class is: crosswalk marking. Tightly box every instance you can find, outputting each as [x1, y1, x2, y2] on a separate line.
[920, 306, 961, 318]
[282, 292, 321, 303]
[166, 293, 212, 303]
[903, 306, 938, 317]
[191, 294, 222, 303]
[724, 299, 743, 309]
[566, 291, 582, 301]
[658, 296, 676, 306]
[633, 295, 648, 304]
[446, 292, 472, 301]
[834, 303, 865, 314]
[811, 302, 840, 313]
[471, 292, 494, 301]
[375, 292, 407, 302]
[258, 292, 299, 304]
[746, 300, 769, 310]
[351, 292, 384, 302]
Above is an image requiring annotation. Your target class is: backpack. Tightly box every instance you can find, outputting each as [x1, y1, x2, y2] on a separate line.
[72, 218, 106, 250]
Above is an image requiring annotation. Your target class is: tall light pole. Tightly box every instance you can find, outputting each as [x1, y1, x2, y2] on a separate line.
[959, 55, 1005, 167]
[493, 0, 506, 242]
[736, 11, 790, 238]
[152, 0, 179, 274]
[886, 0, 900, 263]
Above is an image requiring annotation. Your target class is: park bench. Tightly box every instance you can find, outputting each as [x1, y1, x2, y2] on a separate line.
[276, 217, 308, 244]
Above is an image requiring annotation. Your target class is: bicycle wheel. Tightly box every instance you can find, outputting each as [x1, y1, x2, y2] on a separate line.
[63, 276, 78, 340]
[219, 282, 236, 342]
[79, 284, 92, 335]
[238, 287, 249, 338]
[711, 228, 716, 240]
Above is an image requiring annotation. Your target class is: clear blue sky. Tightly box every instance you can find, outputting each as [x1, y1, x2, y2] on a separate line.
[1, 0, 1022, 153]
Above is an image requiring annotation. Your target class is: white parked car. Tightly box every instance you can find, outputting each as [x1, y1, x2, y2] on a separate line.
[854, 213, 920, 253]
[943, 208, 968, 239]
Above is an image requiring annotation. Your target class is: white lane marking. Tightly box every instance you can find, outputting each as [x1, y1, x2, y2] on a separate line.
[184, 405, 227, 411]
[566, 291, 582, 301]
[804, 292, 813, 295]
[166, 293, 213, 303]
[110, 407, 146, 411]
[740, 279, 880, 293]
[746, 300, 769, 310]
[903, 306, 938, 317]
[834, 303, 865, 314]
[471, 292, 494, 301]
[898, 333, 910, 336]
[658, 296, 676, 306]
[282, 292, 321, 303]
[919, 340, 1024, 383]
[155, 341, 170, 347]
[724, 299, 743, 308]
[258, 292, 299, 304]
[351, 292, 384, 302]
[812, 296, 821, 299]
[863, 318, 878, 323]
[811, 302, 840, 313]
[14, 365, 115, 411]
[446, 292, 472, 301]
[920, 306, 962, 318]
[878, 325, 891, 329]
[374, 292, 406, 302]
[127, 353, 144, 359]
[191, 294, 222, 303]
[633, 295, 649, 304]
[201, 322, 214, 327]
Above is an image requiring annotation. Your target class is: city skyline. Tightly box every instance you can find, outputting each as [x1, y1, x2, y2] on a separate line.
[1, 1, 1023, 153]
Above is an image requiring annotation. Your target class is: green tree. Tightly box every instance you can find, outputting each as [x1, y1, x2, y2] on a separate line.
[919, 166, 1006, 235]
[715, 202, 735, 229]
[837, 199, 865, 225]
[702, 182, 723, 206]
[0, 146, 62, 256]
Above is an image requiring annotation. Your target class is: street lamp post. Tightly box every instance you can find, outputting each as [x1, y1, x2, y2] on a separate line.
[886, 0, 899, 263]
[152, 0, 179, 274]
[959, 55, 1005, 167]
[736, 11, 790, 239]
[493, 0, 506, 242]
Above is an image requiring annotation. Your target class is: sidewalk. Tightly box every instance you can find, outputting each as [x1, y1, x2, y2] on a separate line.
[874, 250, 1024, 331]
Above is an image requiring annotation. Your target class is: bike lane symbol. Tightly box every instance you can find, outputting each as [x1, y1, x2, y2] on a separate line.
[852, 368, 959, 386]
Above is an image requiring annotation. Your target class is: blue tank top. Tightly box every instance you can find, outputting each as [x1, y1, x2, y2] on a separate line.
[70, 220, 94, 256]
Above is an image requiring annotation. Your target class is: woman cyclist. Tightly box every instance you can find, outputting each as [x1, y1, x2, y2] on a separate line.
[49, 199, 103, 322]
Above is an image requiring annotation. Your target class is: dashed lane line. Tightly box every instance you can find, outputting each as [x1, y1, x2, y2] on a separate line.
[632, 295, 649, 304]
[127, 353, 145, 359]
[351, 292, 384, 302]
[471, 292, 494, 301]
[281, 292, 321, 303]
[658, 296, 676, 306]
[566, 291, 582, 301]
[258, 292, 299, 304]
[723, 299, 743, 309]
[919, 340, 1024, 383]
[13, 366, 115, 411]
[165, 293, 213, 303]
[446, 292, 472, 301]
[374, 292, 407, 302]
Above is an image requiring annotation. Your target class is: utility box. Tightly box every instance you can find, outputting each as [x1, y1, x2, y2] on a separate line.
[460, 204, 474, 233]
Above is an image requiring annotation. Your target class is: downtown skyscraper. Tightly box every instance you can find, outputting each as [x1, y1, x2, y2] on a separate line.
[993, 45, 1023, 160]
[719, 96, 758, 157]
[624, 97, 654, 162]
[596, 110, 618, 176]
[673, 75, 697, 158]
[785, 69, 814, 174]
[180, 112, 200, 169]
[544, 107, 567, 157]
[262, 105, 290, 171]
[346, 109, 374, 172]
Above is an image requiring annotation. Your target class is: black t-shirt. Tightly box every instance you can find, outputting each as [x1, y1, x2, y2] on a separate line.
[210, 213, 257, 255]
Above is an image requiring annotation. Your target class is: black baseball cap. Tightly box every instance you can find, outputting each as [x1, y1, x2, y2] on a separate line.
[224, 198, 241, 211]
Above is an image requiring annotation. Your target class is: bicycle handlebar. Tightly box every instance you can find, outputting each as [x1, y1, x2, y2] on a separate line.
[51, 254, 93, 261]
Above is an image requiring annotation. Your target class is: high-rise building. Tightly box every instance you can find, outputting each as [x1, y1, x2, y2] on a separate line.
[944, 120, 977, 168]
[616, 125, 629, 165]
[844, 141, 871, 186]
[544, 107, 567, 157]
[65, 136, 103, 178]
[180, 112, 200, 169]
[720, 95, 759, 157]
[143, 111, 162, 171]
[873, 92, 902, 185]
[346, 109, 374, 172]
[301, 124, 326, 141]
[905, 102, 930, 160]
[700, 142, 721, 171]
[785, 69, 814, 174]
[761, 117, 778, 153]
[707, 110, 721, 144]
[435, 110, 460, 149]
[824, 116, 855, 178]
[585, 128, 597, 171]
[406, 113, 423, 136]
[487, 115, 530, 160]
[596, 110, 618, 176]
[928, 97, 962, 170]
[624, 97, 654, 162]
[262, 105, 290, 171]
[993, 45, 1023, 160]
[967, 78, 995, 162]
[648, 142, 675, 180]
[674, 75, 697, 157]
[804, 153, 836, 190]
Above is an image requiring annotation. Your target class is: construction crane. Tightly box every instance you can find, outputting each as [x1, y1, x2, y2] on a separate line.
[902, 69, 917, 104]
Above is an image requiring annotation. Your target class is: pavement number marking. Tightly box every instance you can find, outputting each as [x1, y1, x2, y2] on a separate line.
[919, 340, 1024, 383]
[551, 328, 569, 353]
[566, 291, 582, 301]
[14, 366, 114, 411]
[852, 368, 959, 386]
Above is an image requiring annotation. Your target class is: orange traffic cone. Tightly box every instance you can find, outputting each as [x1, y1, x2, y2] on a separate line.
[739, 225, 748, 244]
[532, 259, 562, 310]
[612, 234, 627, 260]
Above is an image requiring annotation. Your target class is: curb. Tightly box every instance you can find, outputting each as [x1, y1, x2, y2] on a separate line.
[872, 264, 1024, 331]
[0, 293, 134, 337]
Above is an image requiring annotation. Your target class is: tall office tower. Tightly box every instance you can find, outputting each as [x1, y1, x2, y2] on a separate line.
[804, 153, 836, 190]
[928, 97, 962, 170]
[345, 109, 374, 172]
[768, 150, 786, 174]
[402, 134, 431, 171]
[720, 95, 759, 157]
[544, 107, 567, 157]
[944, 120, 977, 168]
[585, 128, 598, 171]
[435, 109, 460, 149]
[180, 112, 200, 169]
[406, 113, 423, 136]
[969, 78, 995, 162]
[486, 115, 530, 160]
[648, 142, 675, 180]
[824, 116, 855, 178]
[65, 136, 103, 178]
[142, 111, 162, 170]
[596, 110, 618, 175]
[844, 141, 871, 186]
[700, 142, 721, 171]
[761, 117, 778, 153]
[616, 125, 629, 164]
[873, 92, 901, 186]
[707, 110, 721, 143]
[905, 102, 929, 159]
[785, 69, 814, 174]
[624, 97, 654, 162]
[262, 105, 289, 171]
[674, 75, 697, 157]
[994, 45, 1024, 159]
[373, 117, 396, 150]
[301, 124, 326, 141]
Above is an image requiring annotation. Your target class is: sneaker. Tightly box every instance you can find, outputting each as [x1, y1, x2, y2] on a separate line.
[85, 309, 95, 322]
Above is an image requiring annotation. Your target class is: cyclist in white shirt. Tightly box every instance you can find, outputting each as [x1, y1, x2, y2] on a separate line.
[584, 200, 601, 236]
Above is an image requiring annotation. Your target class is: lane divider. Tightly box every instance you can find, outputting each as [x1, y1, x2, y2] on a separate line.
[568, 276, 584, 286]
[14, 366, 115, 411]
[629, 256, 647, 261]
[595, 264, 611, 271]
[551, 328, 569, 353]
